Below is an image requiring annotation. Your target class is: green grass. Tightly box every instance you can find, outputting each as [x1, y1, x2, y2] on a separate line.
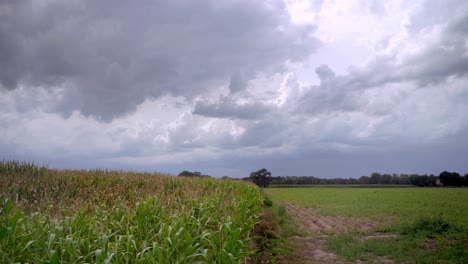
[265, 187, 468, 226]
[270, 184, 414, 188]
[326, 228, 467, 263]
[265, 187, 468, 263]
[0, 161, 263, 263]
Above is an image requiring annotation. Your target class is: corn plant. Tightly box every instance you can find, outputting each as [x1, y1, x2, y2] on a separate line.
[0, 160, 263, 263]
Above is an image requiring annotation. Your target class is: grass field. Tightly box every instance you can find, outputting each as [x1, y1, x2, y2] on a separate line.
[266, 187, 468, 226]
[0, 161, 263, 263]
[265, 187, 468, 263]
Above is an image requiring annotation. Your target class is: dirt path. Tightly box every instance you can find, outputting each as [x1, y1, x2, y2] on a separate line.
[284, 203, 379, 235]
[278, 202, 389, 264]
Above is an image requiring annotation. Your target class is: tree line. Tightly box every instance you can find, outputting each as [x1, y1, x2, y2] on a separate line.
[178, 170, 211, 178]
[178, 169, 468, 188]
[269, 171, 468, 187]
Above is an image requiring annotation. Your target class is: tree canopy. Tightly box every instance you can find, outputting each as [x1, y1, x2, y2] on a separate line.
[178, 171, 210, 178]
[249, 168, 272, 188]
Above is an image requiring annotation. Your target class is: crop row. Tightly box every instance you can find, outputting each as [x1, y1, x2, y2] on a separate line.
[0, 161, 263, 263]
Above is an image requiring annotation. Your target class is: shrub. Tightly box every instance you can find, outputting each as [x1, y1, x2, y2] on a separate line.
[402, 217, 454, 236]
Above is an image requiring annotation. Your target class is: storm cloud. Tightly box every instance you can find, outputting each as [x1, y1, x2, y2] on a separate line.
[0, 0, 319, 121]
[1, 0, 467, 178]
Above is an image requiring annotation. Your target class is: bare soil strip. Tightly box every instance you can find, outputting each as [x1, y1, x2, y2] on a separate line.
[284, 202, 379, 234]
[278, 202, 393, 264]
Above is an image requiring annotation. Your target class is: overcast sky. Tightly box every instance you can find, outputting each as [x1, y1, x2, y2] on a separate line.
[1, 0, 468, 178]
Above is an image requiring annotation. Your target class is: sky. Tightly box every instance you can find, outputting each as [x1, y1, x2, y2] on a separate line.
[1, 0, 468, 178]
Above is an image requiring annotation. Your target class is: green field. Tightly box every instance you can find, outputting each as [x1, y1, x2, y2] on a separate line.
[265, 187, 468, 263]
[0, 161, 263, 263]
[266, 187, 468, 226]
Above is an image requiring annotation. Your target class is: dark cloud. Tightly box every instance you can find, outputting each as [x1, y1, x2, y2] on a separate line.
[153, 126, 468, 178]
[0, 0, 319, 121]
[193, 96, 270, 120]
[401, 19, 468, 86]
[228, 73, 249, 94]
[1, 0, 467, 178]
[408, 0, 468, 34]
[315, 64, 335, 81]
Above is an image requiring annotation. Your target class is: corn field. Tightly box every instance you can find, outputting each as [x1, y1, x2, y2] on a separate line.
[0, 161, 263, 263]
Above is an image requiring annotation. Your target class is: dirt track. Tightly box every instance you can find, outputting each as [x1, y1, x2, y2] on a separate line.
[284, 202, 378, 235]
[278, 202, 391, 264]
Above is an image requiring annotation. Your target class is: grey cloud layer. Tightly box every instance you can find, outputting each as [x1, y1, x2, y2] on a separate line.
[193, 96, 271, 120]
[189, 1, 468, 151]
[1, 0, 467, 178]
[190, 3, 468, 122]
[300, 9, 468, 116]
[0, 0, 319, 121]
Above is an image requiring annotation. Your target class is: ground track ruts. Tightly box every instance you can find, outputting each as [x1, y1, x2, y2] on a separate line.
[278, 202, 393, 264]
[283, 202, 378, 235]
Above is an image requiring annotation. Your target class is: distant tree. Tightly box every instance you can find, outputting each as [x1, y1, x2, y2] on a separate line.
[369, 172, 381, 184]
[178, 171, 210, 178]
[347, 178, 359, 184]
[409, 174, 437, 187]
[382, 174, 392, 184]
[439, 171, 463, 186]
[390, 174, 401, 184]
[358, 176, 370, 184]
[249, 168, 272, 188]
[283, 178, 294, 184]
[399, 174, 411, 184]
[178, 171, 193, 177]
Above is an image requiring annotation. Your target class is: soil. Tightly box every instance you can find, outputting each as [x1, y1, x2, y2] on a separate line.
[278, 202, 394, 264]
